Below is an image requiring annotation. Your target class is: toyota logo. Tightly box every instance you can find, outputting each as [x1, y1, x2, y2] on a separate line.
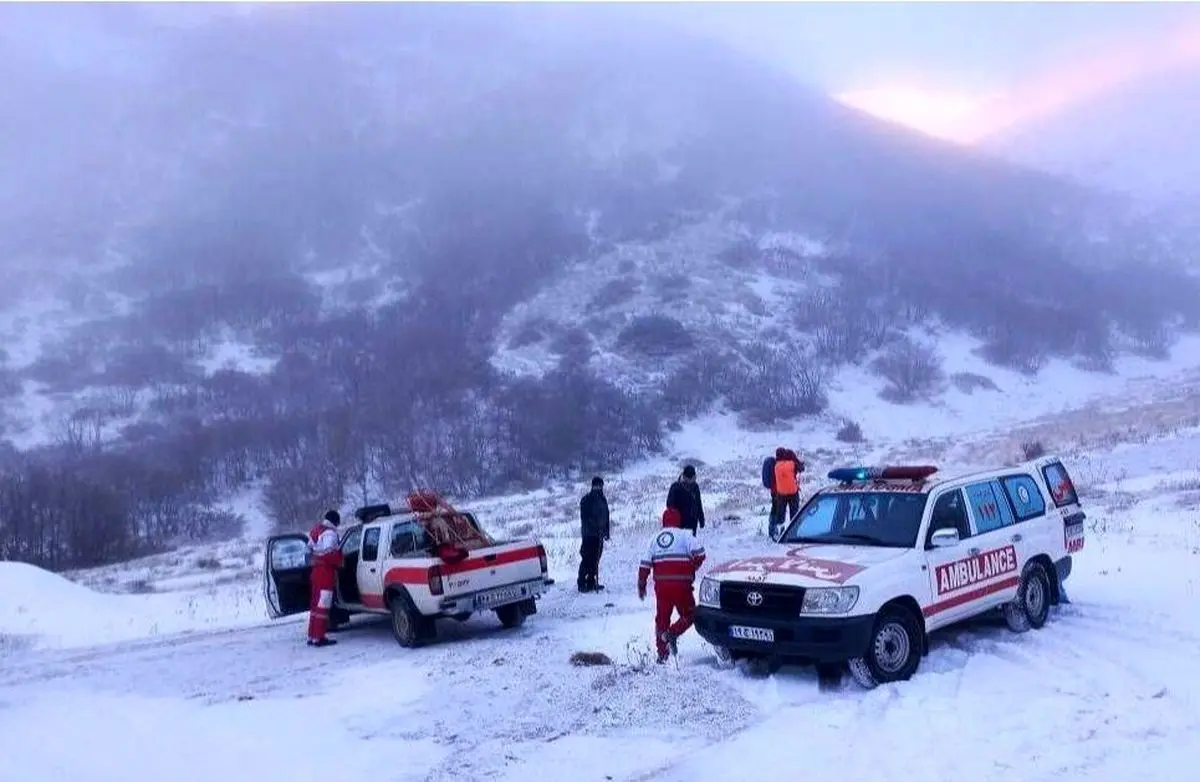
[746, 591, 764, 607]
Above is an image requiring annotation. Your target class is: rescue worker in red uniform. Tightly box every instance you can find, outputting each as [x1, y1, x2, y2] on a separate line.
[638, 507, 706, 663]
[307, 510, 344, 647]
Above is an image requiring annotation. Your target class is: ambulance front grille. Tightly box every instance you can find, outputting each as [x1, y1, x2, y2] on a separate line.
[719, 582, 804, 618]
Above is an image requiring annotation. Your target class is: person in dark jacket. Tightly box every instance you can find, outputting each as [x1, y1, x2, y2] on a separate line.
[578, 476, 611, 592]
[666, 464, 705, 536]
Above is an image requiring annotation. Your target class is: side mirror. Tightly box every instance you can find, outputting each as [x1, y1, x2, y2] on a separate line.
[929, 528, 960, 549]
[435, 543, 469, 564]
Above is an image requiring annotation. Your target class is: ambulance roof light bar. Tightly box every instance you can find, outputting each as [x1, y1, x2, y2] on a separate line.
[827, 465, 939, 484]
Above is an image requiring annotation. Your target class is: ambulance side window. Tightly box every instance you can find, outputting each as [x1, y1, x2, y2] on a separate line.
[361, 527, 381, 562]
[999, 474, 1046, 522]
[964, 480, 1015, 534]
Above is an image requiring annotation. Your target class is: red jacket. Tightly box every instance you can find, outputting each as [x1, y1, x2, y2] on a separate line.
[308, 521, 344, 574]
[638, 508, 706, 597]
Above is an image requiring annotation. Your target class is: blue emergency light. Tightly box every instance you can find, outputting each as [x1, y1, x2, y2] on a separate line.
[827, 465, 938, 483]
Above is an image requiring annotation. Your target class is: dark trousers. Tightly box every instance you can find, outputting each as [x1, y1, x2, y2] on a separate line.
[770, 494, 799, 538]
[578, 536, 604, 590]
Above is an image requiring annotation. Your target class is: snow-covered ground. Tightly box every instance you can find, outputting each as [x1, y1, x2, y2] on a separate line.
[3, 366, 1200, 780]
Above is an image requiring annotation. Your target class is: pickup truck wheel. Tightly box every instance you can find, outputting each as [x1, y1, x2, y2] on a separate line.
[389, 591, 434, 648]
[848, 606, 923, 689]
[328, 607, 351, 632]
[1003, 562, 1051, 633]
[495, 602, 526, 629]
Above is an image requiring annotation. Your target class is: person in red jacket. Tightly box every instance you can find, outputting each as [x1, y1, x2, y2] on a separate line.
[307, 510, 344, 647]
[638, 507, 707, 663]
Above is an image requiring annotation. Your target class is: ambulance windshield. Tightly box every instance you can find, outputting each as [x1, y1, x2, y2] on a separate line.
[780, 490, 928, 548]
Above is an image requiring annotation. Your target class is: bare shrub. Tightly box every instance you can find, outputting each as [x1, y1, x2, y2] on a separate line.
[979, 334, 1047, 376]
[717, 239, 760, 269]
[616, 315, 694, 358]
[725, 344, 828, 423]
[660, 350, 735, 420]
[195, 556, 222, 570]
[508, 317, 555, 350]
[951, 372, 999, 394]
[586, 277, 640, 314]
[549, 327, 595, 365]
[1020, 440, 1047, 460]
[871, 337, 943, 403]
[836, 420, 864, 444]
[653, 272, 690, 305]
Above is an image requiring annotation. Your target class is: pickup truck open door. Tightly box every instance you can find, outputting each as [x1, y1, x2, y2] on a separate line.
[263, 534, 312, 619]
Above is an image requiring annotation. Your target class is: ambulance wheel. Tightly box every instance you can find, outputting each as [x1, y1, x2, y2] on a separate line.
[848, 606, 922, 689]
[1004, 562, 1051, 633]
[495, 603, 527, 629]
[389, 591, 434, 648]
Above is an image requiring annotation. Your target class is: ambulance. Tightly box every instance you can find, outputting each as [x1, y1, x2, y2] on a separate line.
[694, 458, 1084, 687]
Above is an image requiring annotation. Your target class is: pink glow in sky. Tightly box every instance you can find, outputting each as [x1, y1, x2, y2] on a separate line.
[838, 19, 1200, 144]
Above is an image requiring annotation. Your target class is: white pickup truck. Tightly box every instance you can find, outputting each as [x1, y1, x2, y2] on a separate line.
[263, 492, 555, 646]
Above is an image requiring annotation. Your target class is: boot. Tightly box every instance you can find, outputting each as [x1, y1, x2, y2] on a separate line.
[660, 630, 678, 657]
[307, 637, 338, 647]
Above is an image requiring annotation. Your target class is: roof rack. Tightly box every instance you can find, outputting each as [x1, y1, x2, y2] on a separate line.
[352, 491, 461, 523]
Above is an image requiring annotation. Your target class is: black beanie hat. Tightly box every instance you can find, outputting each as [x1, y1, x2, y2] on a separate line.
[324, 510, 341, 526]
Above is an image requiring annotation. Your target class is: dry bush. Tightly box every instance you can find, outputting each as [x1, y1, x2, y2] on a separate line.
[951, 372, 999, 394]
[1020, 440, 1047, 460]
[872, 337, 943, 403]
[836, 419, 864, 444]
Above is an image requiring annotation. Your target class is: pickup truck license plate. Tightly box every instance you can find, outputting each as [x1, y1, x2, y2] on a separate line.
[729, 625, 774, 642]
[474, 585, 524, 609]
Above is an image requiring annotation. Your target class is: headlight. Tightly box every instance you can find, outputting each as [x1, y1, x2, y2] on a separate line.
[801, 586, 859, 615]
[698, 577, 721, 608]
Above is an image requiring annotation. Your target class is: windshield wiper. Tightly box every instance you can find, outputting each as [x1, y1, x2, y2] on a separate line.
[784, 535, 831, 544]
[825, 532, 891, 546]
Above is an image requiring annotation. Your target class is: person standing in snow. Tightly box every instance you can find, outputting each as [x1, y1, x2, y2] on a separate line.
[666, 464, 705, 536]
[307, 510, 344, 647]
[638, 507, 706, 663]
[578, 476, 611, 593]
[770, 448, 805, 540]
[762, 450, 778, 534]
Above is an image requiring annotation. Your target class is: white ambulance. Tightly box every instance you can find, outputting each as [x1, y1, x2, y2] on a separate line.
[694, 458, 1085, 688]
[263, 492, 555, 646]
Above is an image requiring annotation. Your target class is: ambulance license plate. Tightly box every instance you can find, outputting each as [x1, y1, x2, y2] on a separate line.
[729, 625, 774, 642]
[474, 585, 523, 609]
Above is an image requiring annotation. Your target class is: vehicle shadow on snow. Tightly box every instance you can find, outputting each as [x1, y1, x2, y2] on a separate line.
[698, 604, 1076, 695]
[332, 611, 540, 648]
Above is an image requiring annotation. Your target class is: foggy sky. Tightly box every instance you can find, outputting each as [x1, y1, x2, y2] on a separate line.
[665, 2, 1199, 94]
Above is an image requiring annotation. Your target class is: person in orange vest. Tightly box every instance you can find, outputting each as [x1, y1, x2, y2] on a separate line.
[638, 507, 706, 663]
[770, 449, 805, 540]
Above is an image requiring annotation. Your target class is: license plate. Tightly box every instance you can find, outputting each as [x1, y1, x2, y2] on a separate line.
[729, 625, 774, 642]
[474, 585, 524, 609]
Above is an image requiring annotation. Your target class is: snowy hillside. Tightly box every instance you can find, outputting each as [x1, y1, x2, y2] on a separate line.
[3, 371, 1200, 780]
[2, 2, 1199, 583]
